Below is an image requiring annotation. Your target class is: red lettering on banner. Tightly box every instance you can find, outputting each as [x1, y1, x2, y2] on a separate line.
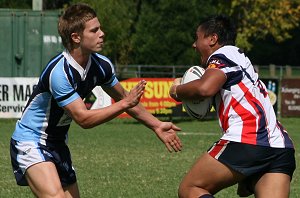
[117, 78, 181, 118]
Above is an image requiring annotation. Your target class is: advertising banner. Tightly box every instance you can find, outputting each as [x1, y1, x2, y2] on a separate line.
[0, 77, 111, 118]
[0, 77, 281, 119]
[281, 79, 300, 117]
[118, 78, 181, 118]
[0, 77, 38, 118]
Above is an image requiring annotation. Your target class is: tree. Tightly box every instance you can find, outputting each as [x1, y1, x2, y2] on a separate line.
[247, 27, 300, 66]
[131, 0, 217, 65]
[43, 0, 70, 10]
[218, 0, 300, 50]
[72, 0, 138, 65]
[72, 0, 217, 66]
[0, 0, 31, 8]
[0, 0, 70, 9]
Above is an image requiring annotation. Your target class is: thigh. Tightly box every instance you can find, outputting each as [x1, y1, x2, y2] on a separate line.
[254, 173, 291, 198]
[26, 161, 65, 197]
[180, 152, 244, 195]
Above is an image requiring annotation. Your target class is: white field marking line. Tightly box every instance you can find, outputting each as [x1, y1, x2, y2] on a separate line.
[178, 131, 219, 136]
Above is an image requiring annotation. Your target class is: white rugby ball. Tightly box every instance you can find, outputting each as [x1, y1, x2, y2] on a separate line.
[181, 66, 212, 119]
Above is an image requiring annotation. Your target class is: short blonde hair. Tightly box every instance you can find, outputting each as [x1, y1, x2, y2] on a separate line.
[58, 3, 97, 51]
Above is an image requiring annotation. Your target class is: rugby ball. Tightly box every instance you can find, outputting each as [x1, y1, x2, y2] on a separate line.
[181, 66, 212, 119]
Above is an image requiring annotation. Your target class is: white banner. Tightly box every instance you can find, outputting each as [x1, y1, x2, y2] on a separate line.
[0, 77, 39, 118]
[84, 86, 112, 110]
[0, 77, 112, 118]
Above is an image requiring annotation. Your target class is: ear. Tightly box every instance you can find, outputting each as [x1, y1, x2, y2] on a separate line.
[71, 33, 81, 44]
[209, 33, 218, 46]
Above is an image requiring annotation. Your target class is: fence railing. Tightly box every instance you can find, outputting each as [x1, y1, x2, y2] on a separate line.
[115, 64, 300, 79]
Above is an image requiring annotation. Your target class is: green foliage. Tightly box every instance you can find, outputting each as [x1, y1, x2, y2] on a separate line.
[0, 0, 70, 9]
[71, 0, 300, 64]
[219, 0, 300, 50]
[131, 0, 217, 65]
[72, 0, 217, 65]
[72, 0, 138, 64]
[0, 0, 31, 8]
[2, 0, 300, 65]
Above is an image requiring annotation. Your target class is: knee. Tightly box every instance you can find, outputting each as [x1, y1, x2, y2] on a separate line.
[178, 182, 188, 198]
[178, 181, 201, 198]
[32, 187, 65, 198]
[178, 180, 212, 198]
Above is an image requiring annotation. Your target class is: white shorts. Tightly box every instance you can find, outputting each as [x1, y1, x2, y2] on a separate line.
[10, 138, 77, 186]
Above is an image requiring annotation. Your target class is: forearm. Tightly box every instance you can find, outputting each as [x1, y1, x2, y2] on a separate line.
[170, 68, 226, 101]
[67, 99, 130, 129]
[126, 103, 161, 132]
[67, 81, 146, 129]
[173, 83, 210, 101]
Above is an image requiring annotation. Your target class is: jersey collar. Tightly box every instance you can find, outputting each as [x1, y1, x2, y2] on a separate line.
[62, 50, 91, 81]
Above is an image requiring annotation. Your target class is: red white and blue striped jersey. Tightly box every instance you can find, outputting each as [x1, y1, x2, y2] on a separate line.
[207, 46, 294, 148]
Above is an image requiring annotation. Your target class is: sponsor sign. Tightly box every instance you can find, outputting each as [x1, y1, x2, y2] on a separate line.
[118, 78, 181, 117]
[0, 77, 38, 118]
[281, 79, 300, 117]
[0, 77, 281, 119]
[0, 78, 111, 118]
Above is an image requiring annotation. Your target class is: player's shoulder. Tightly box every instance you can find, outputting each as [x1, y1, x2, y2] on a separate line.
[92, 53, 113, 66]
[91, 53, 116, 75]
[207, 46, 243, 69]
[40, 52, 65, 79]
[214, 45, 239, 54]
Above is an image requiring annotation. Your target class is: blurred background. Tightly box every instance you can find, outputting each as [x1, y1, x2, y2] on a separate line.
[1, 0, 300, 119]
[0, 0, 300, 78]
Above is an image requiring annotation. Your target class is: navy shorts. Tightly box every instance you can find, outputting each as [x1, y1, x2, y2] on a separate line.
[207, 140, 296, 179]
[10, 138, 77, 186]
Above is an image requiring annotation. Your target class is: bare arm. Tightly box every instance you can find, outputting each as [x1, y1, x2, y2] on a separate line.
[170, 68, 226, 101]
[63, 80, 146, 129]
[103, 82, 182, 152]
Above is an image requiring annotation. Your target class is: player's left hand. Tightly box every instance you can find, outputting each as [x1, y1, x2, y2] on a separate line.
[154, 122, 182, 152]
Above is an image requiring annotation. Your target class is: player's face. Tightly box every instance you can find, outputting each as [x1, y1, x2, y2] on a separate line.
[81, 17, 105, 53]
[192, 27, 214, 66]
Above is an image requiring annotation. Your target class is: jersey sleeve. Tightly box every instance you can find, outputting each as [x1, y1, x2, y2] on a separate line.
[102, 73, 119, 87]
[93, 53, 119, 87]
[49, 65, 80, 107]
[207, 54, 243, 89]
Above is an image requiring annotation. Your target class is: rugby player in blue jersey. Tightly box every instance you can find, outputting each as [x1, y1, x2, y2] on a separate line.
[10, 3, 182, 197]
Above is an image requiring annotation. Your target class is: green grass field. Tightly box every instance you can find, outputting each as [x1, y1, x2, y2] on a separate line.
[0, 118, 299, 198]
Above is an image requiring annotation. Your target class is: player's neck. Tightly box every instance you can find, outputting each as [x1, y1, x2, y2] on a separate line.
[69, 49, 91, 69]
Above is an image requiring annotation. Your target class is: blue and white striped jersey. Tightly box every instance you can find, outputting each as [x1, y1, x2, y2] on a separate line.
[12, 50, 118, 145]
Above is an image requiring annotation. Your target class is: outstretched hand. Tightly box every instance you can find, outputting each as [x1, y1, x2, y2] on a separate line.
[154, 122, 182, 152]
